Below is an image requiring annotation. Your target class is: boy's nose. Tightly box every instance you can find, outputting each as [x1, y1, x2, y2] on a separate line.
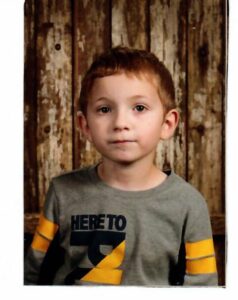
[113, 110, 130, 131]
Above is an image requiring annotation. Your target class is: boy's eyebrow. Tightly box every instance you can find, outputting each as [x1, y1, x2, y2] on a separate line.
[95, 95, 149, 102]
[95, 97, 112, 102]
[127, 95, 149, 101]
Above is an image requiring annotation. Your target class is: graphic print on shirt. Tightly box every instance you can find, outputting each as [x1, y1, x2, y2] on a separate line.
[64, 214, 127, 285]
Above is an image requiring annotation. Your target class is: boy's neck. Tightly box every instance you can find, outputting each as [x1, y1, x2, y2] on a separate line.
[97, 158, 167, 191]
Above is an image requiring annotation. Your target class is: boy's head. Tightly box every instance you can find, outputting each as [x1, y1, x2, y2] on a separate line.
[79, 46, 176, 116]
[78, 47, 179, 165]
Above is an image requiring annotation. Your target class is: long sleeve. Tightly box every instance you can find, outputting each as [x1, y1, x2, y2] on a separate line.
[183, 193, 218, 286]
[24, 182, 59, 285]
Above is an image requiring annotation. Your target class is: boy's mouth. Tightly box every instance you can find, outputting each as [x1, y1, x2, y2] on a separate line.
[109, 140, 136, 144]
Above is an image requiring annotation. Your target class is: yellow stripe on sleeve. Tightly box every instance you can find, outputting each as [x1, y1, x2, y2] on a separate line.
[186, 256, 217, 275]
[37, 214, 59, 241]
[31, 232, 50, 253]
[185, 239, 215, 259]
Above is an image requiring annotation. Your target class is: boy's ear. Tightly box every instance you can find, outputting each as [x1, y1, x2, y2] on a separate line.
[77, 111, 92, 142]
[160, 109, 179, 140]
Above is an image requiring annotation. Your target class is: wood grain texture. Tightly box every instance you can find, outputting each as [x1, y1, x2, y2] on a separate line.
[24, 0, 38, 212]
[24, 213, 40, 233]
[25, 0, 227, 213]
[150, 0, 187, 178]
[73, 0, 110, 169]
[35, 0, 73, 208]
[211, 214, 226, 236]
[111, 0, 149, 49]
[187, 0, 226, 214]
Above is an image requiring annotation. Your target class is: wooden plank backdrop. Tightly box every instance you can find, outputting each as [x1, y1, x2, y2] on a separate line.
[24, 0, 227, 285]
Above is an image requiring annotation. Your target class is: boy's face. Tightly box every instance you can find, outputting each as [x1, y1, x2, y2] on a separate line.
[79, 73, 178, 165]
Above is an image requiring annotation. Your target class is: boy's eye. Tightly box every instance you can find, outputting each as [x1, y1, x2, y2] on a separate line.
[97, 106, 111, 113]
[134, 105, 146, 112]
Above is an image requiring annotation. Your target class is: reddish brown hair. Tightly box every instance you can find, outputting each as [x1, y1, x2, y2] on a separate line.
[79, 46, 176, 115]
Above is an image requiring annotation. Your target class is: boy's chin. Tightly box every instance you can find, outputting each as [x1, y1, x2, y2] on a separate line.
[103, 155, 147, 166]
[116, 160, 136, 166]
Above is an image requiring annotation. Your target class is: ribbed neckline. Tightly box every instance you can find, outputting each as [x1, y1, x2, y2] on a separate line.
[87, 164, 177, 199]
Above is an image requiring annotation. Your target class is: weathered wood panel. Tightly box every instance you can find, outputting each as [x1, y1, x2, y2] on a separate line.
[24, 1, 227, 211]
[150, 0, 187, 178]
[73, 0, 110, 169]
[35, 0, 73, 208]
[187, 0, 226, 213]
[24, 0, 38, 212]
[111, 0, 149, 49]
[211, 213, 225, 236]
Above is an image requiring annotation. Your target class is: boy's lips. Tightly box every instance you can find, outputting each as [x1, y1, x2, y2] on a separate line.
[109, 140, 136, 144]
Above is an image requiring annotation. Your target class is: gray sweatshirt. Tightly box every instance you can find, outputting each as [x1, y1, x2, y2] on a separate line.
[24, 165, 218, 286]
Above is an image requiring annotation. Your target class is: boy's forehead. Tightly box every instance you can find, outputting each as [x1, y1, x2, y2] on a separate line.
[90, 71, 159, 92]
[87, 72, 162, 106]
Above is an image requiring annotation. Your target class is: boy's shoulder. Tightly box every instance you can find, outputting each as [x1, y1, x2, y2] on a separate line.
[167, 171, 207, 207]
[51, 165, 94, 186]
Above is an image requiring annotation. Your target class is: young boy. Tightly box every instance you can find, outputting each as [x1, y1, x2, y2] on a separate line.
[24, 46, 218, 286]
